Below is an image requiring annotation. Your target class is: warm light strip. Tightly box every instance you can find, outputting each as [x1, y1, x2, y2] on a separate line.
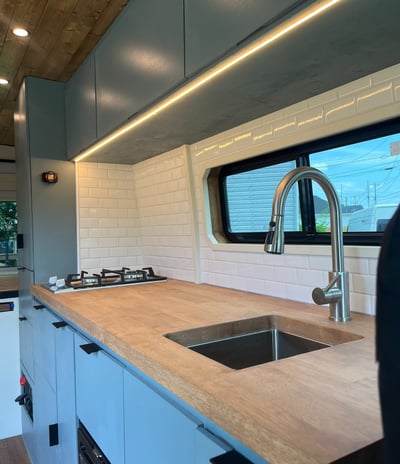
[73, 0, 343, 162]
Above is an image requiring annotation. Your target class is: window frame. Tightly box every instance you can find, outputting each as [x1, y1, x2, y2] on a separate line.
[219, 117, 400, 246]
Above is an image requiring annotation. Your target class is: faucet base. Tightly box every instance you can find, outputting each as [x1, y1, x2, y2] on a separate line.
[328, 271, 351, 323]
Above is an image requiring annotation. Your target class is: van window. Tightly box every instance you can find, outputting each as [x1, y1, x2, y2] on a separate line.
[219, 118, 400, 245]
[0, 201, 17, 267]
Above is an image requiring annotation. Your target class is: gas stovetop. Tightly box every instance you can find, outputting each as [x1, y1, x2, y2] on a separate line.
[42, 267, 167, 293]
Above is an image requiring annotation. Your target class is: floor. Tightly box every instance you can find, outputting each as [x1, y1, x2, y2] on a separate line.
[0, 436, 30, 464]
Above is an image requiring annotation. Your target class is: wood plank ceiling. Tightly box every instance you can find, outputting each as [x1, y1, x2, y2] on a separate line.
[0, 0, 129, 147]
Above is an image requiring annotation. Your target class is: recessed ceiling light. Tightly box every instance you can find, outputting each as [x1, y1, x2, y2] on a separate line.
[13, 28, 29, 37]
[0, 78, 9, 85]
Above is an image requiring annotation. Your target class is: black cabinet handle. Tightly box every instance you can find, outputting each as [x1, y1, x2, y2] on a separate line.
[19, 316, 27, 321]
[15, 394, 26, 406]
[80, 343, 102, 354]
[49, 423, 59, 446]
[210, 450, 253, 464]
[33, 304, 45, 310]
[52, 321, 68, 329]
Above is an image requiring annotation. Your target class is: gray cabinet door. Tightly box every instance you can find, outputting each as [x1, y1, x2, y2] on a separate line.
[65, 53, 97, 158]
[75, 333, 124, 464]
[15, 81, 34, 271]
[95, 0, 184, 137]
[184, 0, 301, 76]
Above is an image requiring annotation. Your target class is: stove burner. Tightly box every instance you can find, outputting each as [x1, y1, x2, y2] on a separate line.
[46, 267, 167, 293]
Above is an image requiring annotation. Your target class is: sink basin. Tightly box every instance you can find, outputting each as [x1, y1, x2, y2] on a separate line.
[165, 314, 362, 370]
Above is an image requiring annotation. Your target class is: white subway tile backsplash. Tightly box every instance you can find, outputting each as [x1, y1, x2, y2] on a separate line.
[308, 88, 338, 108]
[285, 284, 314, 304]
[77, 64, 400, 314]
[371, 63, 400, 84]
[296, 269, 325, 288]
[351, 273, 377, 295]
[324, 96, 356, 123]
[351, 292, 374, 315]
[356, 83, 393, 113]
[78, 162, 141, 274]
[337, 76, 371, 98]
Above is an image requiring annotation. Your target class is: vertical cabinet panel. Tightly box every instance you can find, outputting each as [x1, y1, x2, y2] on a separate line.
[19, 310, 34, 380]
[15, 80, 34, 270]
[65, 53, 97, 158]
[34, 375, 59, 464]
[33, 306, 57, 390]
[30, 158, 77, 284]
[184, 0, 301, 76]
[20, 370, 36, 464]
[55, 324, 78, 464]
[95, 0, 184, 137]
[75, 333, 124, 464]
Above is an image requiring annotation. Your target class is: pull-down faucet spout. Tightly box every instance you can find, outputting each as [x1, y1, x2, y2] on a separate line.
[265, 166, 351, 322]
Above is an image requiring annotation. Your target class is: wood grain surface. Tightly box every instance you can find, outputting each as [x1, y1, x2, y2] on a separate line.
[31, 280, 381, 464]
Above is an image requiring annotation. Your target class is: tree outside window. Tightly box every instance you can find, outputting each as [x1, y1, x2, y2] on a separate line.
[0, 201, 17, 267]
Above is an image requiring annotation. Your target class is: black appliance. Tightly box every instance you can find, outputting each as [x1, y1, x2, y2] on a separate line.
[210, 449, 253, 463]
[42, 266, 167, 293]
[78, 421, 110, 464]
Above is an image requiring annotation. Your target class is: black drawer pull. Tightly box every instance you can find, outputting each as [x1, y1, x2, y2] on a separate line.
[33, 304, 45, 310]
[80, 343, 102, 354]
[210, 450, 252, 463]
[19, 316, 27, 321]
[15, 393, 27, 406]
[52, 321, 68, 329]
[49, 423, 59, 446]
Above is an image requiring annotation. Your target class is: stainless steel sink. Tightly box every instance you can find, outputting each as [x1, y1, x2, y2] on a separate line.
[165, 314, 362, 370]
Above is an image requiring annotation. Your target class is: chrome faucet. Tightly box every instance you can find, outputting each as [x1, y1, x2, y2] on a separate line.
[264, 166, 351, 322]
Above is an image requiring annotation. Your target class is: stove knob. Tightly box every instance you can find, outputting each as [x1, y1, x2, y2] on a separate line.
[56, 278, 65, 288]
[143, 267, 155, 277]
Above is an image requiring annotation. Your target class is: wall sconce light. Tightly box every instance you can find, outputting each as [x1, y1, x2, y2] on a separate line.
[42, 171, 58, 183]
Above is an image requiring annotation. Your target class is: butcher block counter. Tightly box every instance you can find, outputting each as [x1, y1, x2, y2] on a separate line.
[31, 280, 382, 464]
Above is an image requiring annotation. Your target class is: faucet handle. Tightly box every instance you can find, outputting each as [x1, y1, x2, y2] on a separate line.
[312, 286, 342, 305]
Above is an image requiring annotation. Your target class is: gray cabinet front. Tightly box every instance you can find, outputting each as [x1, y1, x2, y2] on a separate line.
[65, 53, 97, 158]
[95, 0, 184, 138]
[184, 0, 302, 77]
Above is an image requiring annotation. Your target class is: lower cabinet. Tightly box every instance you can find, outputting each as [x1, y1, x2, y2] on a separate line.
[54, 321, 78, 464]
[34, 374, 59, 464]
[20, 370, 36, 464]
[21, 301, 264, 464]
[124, 369, 228, 463]
[74, 332, 124, 464]
[18, 303, 78, 464]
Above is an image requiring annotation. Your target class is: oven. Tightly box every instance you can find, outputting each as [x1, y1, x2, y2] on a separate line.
[78, 421, 111, 464]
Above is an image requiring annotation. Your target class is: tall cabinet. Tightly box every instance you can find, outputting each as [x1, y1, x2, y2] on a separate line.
[14, 76, 78, 464]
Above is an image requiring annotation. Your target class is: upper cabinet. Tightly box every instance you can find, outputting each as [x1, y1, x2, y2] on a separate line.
[65, 53, 97, 158]
[95, 0, 185, 138]
[184, 0, 301, 76]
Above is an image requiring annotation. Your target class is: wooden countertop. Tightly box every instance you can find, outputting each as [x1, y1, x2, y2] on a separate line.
[31, 280, 381, 464]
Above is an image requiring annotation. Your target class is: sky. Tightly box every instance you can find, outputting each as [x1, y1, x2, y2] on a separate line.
[311, 133, 400, 208]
